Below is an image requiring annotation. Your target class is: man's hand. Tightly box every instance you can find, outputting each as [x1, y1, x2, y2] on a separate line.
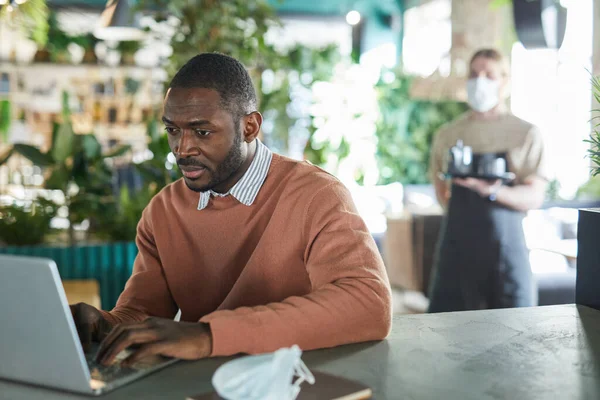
[453, 177, 502, 198]
[95, 318, 212, 367]
[70, 303, 114, 353]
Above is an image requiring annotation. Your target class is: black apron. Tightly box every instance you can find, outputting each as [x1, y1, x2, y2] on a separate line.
[428, 183, 536, 312]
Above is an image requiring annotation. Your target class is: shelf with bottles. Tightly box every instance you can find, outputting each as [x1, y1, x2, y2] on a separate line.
[0, 62, 165, 149]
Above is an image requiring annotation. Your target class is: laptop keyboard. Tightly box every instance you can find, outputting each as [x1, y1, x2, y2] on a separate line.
[86, 349, 139, 383]
[85, 346, 174, 384]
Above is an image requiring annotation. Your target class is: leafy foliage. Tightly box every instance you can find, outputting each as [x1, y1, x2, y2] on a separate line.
[0, 100, 11, 143]
[139, 0, 342, 157]
[374, 71, 469, 185]
[135, 115, 180, 190]
[95, 116, 179, 242]
[0, 92, 131, 244]
[98, 185, 153, 242]
[587, 75, 600, 177]
[0, 0, 49, 47]
[261, 43, 341, 155]
[576, 175, 600, 200]
[0, 198, 57, 246]
[138, 0, 281, 81]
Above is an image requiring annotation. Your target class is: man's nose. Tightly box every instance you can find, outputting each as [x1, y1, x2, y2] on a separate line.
[176, 131, 201, 157]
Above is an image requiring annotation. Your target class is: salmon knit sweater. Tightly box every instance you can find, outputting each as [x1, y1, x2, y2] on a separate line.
[100, 154, 392, 356]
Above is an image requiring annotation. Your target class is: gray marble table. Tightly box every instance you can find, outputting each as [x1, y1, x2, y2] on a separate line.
[2, 304, 600, 400]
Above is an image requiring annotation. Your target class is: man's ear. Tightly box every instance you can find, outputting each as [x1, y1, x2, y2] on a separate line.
[242, 111, 263, 143]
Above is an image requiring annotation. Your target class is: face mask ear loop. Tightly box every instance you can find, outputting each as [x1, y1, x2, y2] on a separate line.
[294, 359, 315, 385]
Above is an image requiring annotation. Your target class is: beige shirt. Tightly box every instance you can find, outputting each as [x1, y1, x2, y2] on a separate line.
[429, 112, 550, 185]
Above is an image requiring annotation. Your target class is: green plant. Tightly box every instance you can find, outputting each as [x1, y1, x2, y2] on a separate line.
[117, 40, 142, 54]
[0, 100, 10, 143]
[587, 75, 600, 177]
[98, 185, 153, 242]
[34, 10, 74, 63]
[0, 92, 131, 244]
[135, 114, 180, 190]
[138, 0, 281, 81]
[72, 33, 100, 64]
[577, 175, 600, 200]
[261, 43, 341, 155]
[96, 115, 178, 241]
[138, 0, 346, 159]
[0, 0, 49, 47]
[374, 71, 469, 185]
[0, 198, 57, 246]
[545, 178, 562, 201]
[117, 40, 142, 65]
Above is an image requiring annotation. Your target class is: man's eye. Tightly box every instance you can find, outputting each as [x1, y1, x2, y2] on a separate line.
[195, 129, 211, 137]
[165, 127, 178, 135]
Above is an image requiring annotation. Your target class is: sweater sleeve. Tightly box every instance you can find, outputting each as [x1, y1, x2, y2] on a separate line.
[200, 181, 392, 356]
[99, 205, 178, 326]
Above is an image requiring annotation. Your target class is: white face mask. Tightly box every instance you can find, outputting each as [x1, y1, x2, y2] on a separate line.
[467, 77, 500, 113]
[212, 345, 315, 400]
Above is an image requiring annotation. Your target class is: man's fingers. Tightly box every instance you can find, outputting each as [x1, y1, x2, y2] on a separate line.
[95, 317, 115, 343]
[121, 342, 167, 367]
[98, 328, 160, 366]
[97, 321, 147, 360]
[71, 304, 92, 353]
[96, 324, 126, 361]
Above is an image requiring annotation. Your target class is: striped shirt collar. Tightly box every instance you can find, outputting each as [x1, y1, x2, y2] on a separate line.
[197, 139, 273, 210]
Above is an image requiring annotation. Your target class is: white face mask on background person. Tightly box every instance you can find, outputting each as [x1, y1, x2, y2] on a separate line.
[466, 77, 500, 113]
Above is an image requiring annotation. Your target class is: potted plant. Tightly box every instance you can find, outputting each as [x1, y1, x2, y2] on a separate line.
[576, 75, 600, 310]
[117, 40, 141, 66]
[33, 11, 72, 63]
[374, 70, 469, 185]
[0, 92, 131, 244]
[0, 100, 11, 143]
[0, 93, 134, 309]
[2, 0, 49, 63]
[73, 33, 100, 64]
[0, 198, 57, 246]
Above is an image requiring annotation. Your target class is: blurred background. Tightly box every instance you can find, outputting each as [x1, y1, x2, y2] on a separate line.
[0, 0, 598, 313]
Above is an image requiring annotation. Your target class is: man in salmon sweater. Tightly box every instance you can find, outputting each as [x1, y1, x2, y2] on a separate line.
[72, 53, 392, 366]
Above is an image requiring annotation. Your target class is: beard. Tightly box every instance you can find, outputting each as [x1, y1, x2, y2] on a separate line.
[183, 131, 244, 193]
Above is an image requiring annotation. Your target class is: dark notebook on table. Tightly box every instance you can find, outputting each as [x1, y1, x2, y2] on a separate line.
[187, 371, 372, 400]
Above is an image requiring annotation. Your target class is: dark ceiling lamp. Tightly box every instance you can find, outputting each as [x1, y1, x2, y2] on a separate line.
[513, 0, 568, 49]
[94, 0, 145, 41]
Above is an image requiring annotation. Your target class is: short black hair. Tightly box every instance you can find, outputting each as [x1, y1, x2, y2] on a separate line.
[169, 53, 257, 119]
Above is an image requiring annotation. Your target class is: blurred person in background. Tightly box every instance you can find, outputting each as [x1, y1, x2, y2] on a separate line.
[428, 48, 549, 312]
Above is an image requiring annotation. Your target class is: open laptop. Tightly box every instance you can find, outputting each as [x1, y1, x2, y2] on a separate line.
[0, 255, 178, 395]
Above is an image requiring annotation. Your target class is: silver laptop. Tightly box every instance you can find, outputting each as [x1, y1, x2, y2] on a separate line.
[0, 255, 178, 395]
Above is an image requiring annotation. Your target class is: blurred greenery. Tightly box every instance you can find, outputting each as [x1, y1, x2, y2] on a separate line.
[0, 198, 57, 246]
[545, 178, 562, 201]
[374, 71, 469, 185]
[94, 115, 179, 242]
[139, 0, 342, 158]
[263, 43, 341, 156]
[117, 40, 142, 65]
[138, 0, 281, 81]
[577, 176, 600, 200]
[0, 92, 131, 244]
[0, 0, 49, 47]
[0, 100, 11, 143]
[135, 115, 180, 189]
[32, 10, 73, 63]
[587, 75, 600, 177]
[98, 185, 153, 242]
[71, 33, 100, 64]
